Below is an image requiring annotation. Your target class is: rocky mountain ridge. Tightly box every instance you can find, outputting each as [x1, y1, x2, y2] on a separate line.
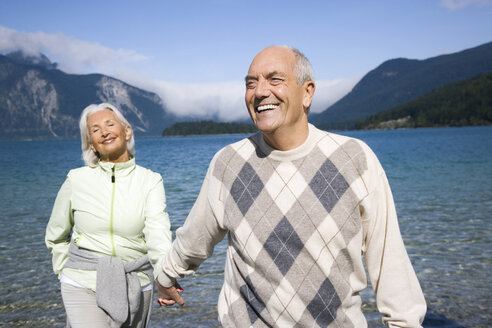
[0, 52, 176, 140]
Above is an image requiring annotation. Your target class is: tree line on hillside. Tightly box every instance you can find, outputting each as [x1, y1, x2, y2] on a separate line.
[162, 120, 257, 136]
[355, 73, 492, 129]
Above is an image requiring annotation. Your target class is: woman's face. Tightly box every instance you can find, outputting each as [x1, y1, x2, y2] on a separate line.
[87, 109, 132, 163]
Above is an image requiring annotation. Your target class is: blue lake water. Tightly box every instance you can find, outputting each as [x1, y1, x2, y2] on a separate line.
[0, 126, 491, 327]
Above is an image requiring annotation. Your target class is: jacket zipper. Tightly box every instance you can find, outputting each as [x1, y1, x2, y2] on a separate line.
[110, 166, 116, 257]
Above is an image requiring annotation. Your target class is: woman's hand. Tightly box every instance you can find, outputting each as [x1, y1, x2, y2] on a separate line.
[156, 279, 185, 307]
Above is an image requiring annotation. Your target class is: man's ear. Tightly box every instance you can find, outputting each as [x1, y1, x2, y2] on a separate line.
[303, 81, 316, 109]
[89, 143, 96, 153]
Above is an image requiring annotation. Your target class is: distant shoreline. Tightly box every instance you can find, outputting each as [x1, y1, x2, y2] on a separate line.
[161, 123, 492, 137]
[2, 124, 491, 142]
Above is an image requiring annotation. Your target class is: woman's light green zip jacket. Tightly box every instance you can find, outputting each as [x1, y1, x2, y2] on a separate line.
[45, 158, 172, 290]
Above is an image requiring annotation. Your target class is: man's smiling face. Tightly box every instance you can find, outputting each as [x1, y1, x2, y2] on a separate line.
[245, 46, 309, 137]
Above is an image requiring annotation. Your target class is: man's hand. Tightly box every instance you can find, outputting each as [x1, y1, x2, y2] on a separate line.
[156, 278, 185, 307]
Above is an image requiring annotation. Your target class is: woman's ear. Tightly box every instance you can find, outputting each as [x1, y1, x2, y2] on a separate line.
[124, 125, 133, 141]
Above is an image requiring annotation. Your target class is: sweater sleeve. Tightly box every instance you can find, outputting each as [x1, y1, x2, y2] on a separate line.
[45, 176, 73, 276]
[361, 146, 427, 327]
[158, 157, 227, 287]
[143, 173, 173, 280]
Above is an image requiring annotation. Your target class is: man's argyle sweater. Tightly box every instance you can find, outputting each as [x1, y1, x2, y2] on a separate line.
[160, 124, 426, 327]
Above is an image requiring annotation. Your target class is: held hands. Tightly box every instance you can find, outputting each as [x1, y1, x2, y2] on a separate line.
[156, 278, 185, 307]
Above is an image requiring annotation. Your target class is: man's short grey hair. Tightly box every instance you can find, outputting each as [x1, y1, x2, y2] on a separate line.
[280, 45, 315, 85]
[79, 103, 135, 167]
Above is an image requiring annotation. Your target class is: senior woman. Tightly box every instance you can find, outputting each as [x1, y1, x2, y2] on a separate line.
[45, 103, 173, 327]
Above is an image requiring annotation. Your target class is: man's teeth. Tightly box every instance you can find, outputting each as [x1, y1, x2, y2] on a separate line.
[257, 104, 278, 112]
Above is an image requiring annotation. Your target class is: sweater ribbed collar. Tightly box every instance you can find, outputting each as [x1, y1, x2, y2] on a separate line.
[98, 158, 136, 178]
[258, 124, 323, 162]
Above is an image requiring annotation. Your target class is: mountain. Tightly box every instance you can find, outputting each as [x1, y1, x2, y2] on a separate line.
[311, 41, 492, 129]
[0, 52, 177, 140]
[355, 72, 492, 129]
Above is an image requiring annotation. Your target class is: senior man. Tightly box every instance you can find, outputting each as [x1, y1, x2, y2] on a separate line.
[157, 46, 426, 327]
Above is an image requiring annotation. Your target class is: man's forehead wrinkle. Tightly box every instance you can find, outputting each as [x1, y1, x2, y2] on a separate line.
[245, 70, 284, 81]
[265, 71, 282, 78]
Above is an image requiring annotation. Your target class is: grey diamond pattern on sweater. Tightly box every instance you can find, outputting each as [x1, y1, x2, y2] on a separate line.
[309, 158, 350, 213]
[307, 278, 342, 326]
[230, 162, 264, 216]
[240, 275, 267, 325]
[264, 217, 304, 275]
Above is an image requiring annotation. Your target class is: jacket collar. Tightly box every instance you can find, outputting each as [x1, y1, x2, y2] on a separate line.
[97, 157, 136, 178]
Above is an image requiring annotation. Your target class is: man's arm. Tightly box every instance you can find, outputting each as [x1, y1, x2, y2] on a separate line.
[157, 158, 227, 305]
[361, 146, 427, 327]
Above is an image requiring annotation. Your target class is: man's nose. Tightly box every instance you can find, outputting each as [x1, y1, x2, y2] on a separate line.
[255, 78, 271, 98]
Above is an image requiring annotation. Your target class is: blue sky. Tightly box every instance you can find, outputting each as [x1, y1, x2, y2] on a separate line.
[1, 0, 491, 120]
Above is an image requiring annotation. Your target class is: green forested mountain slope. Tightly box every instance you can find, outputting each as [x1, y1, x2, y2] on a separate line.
[356, 73, 492, 129]
[311, 41, 492, 129]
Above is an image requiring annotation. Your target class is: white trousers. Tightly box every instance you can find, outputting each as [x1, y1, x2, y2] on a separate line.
[61, 282, 152, 328]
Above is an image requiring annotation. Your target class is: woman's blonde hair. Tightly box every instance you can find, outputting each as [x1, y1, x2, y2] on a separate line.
[79, 103, 135, 167]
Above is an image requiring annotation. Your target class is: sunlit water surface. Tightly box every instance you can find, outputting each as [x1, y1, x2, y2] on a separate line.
[0, 126, 490, 327]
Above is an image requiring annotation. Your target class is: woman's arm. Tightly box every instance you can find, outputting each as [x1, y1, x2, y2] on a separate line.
[45, 177, 74, 276]
[143, 173, 173, 280]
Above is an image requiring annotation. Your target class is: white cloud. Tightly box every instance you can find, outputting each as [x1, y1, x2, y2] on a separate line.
[0, 25, 359, 121]
[0, 26, 148, 74]
[440, 0, 492, 10]
[152, 80, 248, 121]
[310, 76, 362, 113]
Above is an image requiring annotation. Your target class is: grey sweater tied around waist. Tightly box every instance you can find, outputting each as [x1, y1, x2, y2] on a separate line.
[64, 242, 154, 327]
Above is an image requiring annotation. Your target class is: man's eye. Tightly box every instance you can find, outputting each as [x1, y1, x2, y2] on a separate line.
[246, 81, 257, 89]
[271, 78, 282, 85]
[92, 128, 99, 134]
